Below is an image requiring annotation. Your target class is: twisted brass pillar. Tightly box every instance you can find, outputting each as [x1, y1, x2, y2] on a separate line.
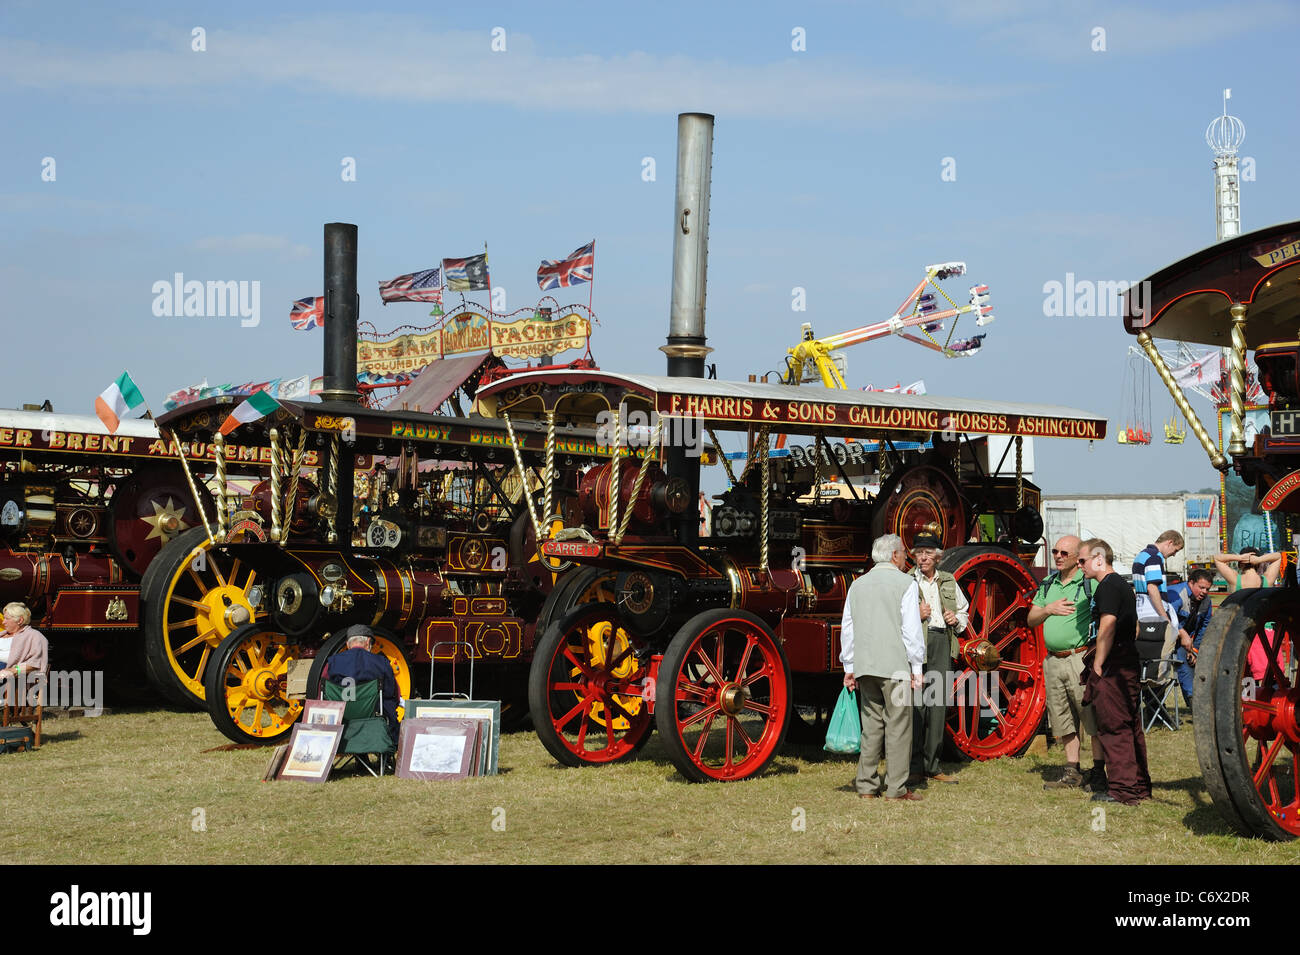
[1136, 331, 1228, 470]
[1229, 303, 1249, 457]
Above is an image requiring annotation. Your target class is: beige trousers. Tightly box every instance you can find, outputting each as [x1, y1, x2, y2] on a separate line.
[855, 674, 913, 798]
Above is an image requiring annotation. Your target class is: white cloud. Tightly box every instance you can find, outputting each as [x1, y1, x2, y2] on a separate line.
[192, 233, 311, 258]
[0, 17, 1015, 121]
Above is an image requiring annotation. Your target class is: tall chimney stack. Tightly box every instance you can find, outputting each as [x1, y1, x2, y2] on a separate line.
[321, 222, 360, 404]
[661, 113, 715, 378]
[661, 114, 715, 546]
[321, 222, 358, 544]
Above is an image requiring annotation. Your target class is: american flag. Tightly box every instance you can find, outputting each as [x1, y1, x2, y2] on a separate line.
[441, 253, 490, 291]
[378, 268, 442, 304]
[536, 240, 594, 290]
[289, 296, 324, 331]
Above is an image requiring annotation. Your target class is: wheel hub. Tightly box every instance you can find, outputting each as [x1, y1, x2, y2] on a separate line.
[244, 665, 282, 701]
[963, 639, 1002, 671]
[200, 586, 255, 640]
[719, 683, 750, 715]
[1244, 687, 1300, 744]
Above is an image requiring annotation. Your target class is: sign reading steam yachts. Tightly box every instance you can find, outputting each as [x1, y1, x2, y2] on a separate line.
[358, 312, 592, 376]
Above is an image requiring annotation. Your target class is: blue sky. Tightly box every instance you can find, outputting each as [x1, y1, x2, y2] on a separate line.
[3, 0, 1298, 493]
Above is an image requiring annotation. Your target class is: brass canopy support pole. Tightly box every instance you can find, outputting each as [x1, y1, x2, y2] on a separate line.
[1014, 435, 1024, 509]
[615, 418, 664, 545]
[542, 410, 557, 525]
[213, 432, 228, 542]
[283, 427, 307, 546]
[758, 426, 770, 576]
[167, 427, 214, 545]
[269, 427, 283, 543]
[607, 407, 622, 537]
[1135, 330, 1228, 470]
[1229, 303, 1249, 457]
[325, 435, 340, 544]
[501, 412, 541, 542]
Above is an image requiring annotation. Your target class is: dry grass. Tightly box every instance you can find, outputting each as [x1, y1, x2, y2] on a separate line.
[2, 707, 1297, 864]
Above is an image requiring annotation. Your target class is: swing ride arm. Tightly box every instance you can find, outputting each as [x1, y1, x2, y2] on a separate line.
[782, 262, 994, 387]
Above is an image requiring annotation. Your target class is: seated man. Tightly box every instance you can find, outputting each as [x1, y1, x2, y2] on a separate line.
[321, 626, 400, 742]
[0, 602, 48, 703]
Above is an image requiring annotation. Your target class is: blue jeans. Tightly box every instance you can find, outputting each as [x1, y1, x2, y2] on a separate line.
[1174, 636, 1202, 706]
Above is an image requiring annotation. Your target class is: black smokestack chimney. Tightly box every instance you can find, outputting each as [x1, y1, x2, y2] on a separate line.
[321, 222, 358, 544]
[321, 222, 359, 404]
[661, 113, 715, 546]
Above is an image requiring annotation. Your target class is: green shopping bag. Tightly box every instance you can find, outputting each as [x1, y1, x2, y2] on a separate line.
[823, 687, 861, 754]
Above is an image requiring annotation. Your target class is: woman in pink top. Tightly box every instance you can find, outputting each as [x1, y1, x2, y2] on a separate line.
[0, 602, 48, 680]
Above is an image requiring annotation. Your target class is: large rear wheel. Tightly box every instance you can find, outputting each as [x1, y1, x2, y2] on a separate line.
[142, 528, 265, 709]
[1196, 587, 1300, 840]
[937, 546, 1044, 761]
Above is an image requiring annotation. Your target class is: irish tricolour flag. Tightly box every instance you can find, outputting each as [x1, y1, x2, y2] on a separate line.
[95, 372, 146, 434]
[219, 389, 281, 436]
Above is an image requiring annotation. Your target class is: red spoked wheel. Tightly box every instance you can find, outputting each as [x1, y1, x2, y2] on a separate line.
[1196, 587, 1300, 840]
[655, 609, 792, 782]
[528, 603, 653, 766]
[937, 545, 1044, 761]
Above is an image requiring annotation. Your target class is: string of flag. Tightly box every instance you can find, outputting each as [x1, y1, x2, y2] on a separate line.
[287, 240, 596, 330]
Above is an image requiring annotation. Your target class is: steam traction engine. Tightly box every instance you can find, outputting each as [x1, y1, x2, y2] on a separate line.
[1123, 220, 1300, 839]
[141, 223, 626, 742]
[0, 408, 282, 696]
[476, 370, 1108, 782]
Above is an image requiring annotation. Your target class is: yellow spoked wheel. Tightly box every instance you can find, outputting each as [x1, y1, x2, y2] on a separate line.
[143, 527, 266, 709]
[205, 625, 305, 745]
[579, 617, 644, 730]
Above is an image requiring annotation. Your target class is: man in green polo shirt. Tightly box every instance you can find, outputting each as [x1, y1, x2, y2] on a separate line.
[1030, 535, 1104, 791]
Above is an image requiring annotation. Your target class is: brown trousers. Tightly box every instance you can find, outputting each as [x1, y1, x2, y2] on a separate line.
[1082, 643, 1152, 805]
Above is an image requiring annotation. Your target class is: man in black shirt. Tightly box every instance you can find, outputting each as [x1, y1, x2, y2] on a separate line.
[1079, 537, 1151, 805]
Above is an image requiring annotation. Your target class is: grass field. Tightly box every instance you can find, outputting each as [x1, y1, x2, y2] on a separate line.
[3, 707, 1297, 865]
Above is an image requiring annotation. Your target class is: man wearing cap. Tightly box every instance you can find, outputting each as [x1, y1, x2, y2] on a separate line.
[322, 625, 401, 742]
[907, 529, 967, 786]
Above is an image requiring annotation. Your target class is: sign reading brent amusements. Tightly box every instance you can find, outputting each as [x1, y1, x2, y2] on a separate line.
[358, 313, 592, 376]
[656, 394, 1105, 439]
[0, 426, 322, 466]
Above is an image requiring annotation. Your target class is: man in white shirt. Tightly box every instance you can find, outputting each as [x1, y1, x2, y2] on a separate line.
[840, 534, 926, 801]
[907, 529, 968, 785]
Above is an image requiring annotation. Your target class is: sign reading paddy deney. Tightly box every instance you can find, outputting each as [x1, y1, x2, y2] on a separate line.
[656, 393, 1105, 439]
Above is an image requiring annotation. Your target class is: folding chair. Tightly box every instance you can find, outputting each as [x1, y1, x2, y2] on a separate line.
[1, 671, 44, 748]
[1135, 624, 1180, 732]
[322, 679, 396, 777]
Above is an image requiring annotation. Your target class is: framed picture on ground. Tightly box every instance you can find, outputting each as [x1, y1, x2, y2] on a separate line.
[302, 699, 346, 726]
[277, 724, 343, 783]
[406, 699, 501, 775]
[396, 717, 480, 780]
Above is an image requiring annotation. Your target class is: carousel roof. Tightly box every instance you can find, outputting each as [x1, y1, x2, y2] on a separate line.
[1122, 219, 1300, 348]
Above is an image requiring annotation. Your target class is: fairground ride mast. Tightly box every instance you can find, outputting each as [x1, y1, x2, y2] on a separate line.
[1207, 89, 1245, 243]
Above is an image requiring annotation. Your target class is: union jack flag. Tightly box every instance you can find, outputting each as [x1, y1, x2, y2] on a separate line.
[290, 296, 324, 331]
[536, 240, 594, 291]
[379, 268, 442, 304]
